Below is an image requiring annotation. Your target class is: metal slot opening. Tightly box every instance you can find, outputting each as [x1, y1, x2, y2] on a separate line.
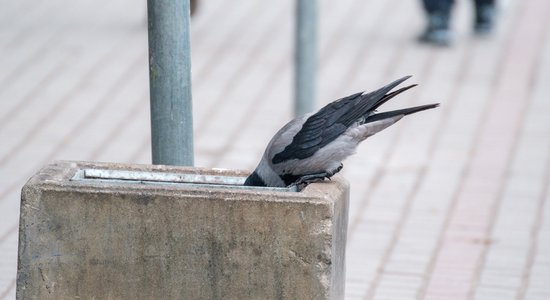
[71, 169, 298, 192]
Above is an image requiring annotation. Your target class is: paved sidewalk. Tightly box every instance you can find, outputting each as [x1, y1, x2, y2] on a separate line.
[1, 0, 550, 299]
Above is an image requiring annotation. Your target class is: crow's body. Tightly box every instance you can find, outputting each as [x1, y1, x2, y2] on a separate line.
[244, 76, 439, 187]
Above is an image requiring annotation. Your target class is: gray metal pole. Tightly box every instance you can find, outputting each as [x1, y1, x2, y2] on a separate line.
[147, 0, 194, 166]
[294, 0, 317, 117]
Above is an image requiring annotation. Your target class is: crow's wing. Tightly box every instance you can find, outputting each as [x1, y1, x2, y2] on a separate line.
[271, 93, 359, 164]
[271, 76, 413, 164]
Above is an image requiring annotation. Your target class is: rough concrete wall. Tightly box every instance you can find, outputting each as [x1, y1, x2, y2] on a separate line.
[17, 161, 349, 300]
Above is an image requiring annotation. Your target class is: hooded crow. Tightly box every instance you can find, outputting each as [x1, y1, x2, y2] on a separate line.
[244, 76, 439, 187]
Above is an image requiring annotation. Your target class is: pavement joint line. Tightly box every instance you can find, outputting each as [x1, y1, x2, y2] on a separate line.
[190, 0, 241, 40]
[0, 35, 146, 201]
[194, 1, 288, 137]
[191, 0, 265, 89]
[420, 0, 546, 297]
[88, 92, 150, 161]
[468, 0, 550, 296]
[345, 5, 433, 241]
[317, 0, 373, 69]
[416, 8, 523, 300]
[473, 3, 550, 298]
[516, 124, 550, 300]
[0, 0, 136, 167]
[0, 52, 69, 126]
[206, 45, 290, 169]
[363, 34, 472, 300]
[43, 51, 147, 163]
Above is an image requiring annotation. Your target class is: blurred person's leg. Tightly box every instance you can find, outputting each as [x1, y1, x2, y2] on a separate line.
[474, 0, 496, 34]
[418, 0, 454, 46]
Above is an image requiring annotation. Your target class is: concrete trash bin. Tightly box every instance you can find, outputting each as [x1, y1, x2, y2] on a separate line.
[17, 161, 349, 299]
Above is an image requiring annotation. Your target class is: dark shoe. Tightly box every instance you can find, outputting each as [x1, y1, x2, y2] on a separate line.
[191, 0, 199, 16]
[474, 4, 496, 34]
[418, 12, 452, 46]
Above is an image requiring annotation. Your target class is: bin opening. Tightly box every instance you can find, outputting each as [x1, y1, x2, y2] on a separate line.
[71, 169, 299, 192]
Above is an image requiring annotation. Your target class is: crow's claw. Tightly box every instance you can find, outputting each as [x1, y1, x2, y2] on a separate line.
[290, 163, 344, 187]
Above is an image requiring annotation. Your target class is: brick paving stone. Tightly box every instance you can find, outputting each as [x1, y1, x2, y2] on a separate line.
[520, 24, 550, 297]
[421, 0, 550, 299]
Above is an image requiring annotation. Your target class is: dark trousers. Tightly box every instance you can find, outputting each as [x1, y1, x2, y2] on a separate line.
[422, 0, 495, 15]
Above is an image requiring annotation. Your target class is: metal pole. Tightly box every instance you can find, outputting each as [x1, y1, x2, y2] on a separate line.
[294, 0, 317, 117]
[147, 0, 194, 166]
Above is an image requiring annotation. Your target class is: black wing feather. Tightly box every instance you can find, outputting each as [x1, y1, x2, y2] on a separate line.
[365, 103, 439, 123]
[271, 98, 357, 164]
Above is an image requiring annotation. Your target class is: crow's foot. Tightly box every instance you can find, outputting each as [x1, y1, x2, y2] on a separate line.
[290, 164, 344, 187]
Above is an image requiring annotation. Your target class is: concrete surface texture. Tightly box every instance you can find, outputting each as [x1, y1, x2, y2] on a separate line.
[17, 161, 349, 299]
[1, 0, 550, 299]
